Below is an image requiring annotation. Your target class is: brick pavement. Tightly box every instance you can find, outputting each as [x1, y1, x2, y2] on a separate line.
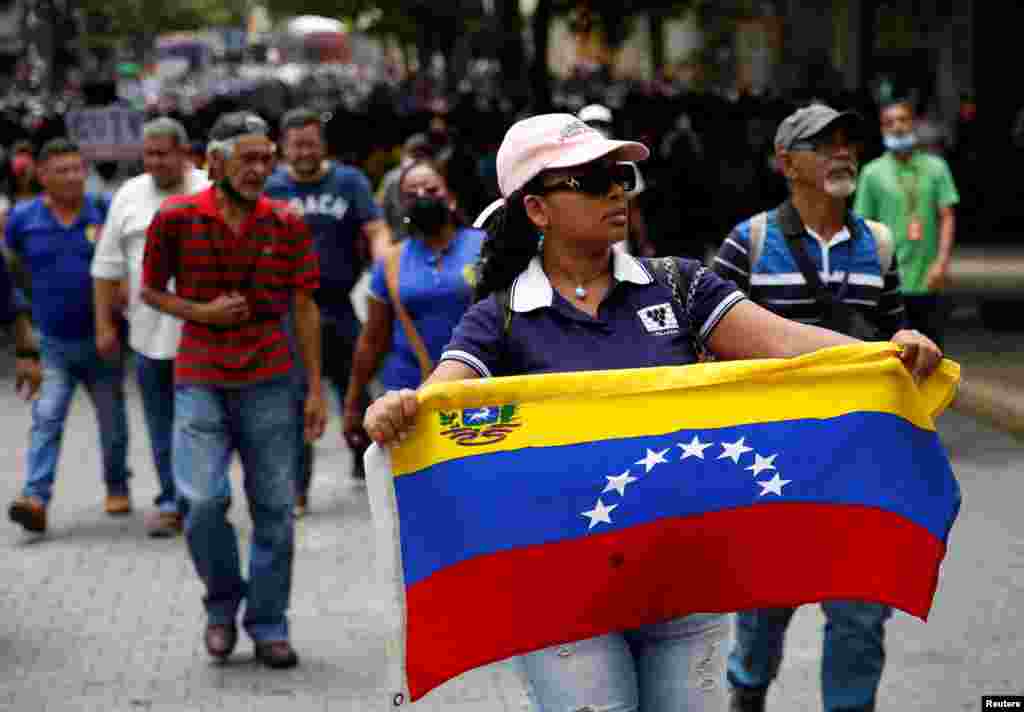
[0, 358, 1021, 711]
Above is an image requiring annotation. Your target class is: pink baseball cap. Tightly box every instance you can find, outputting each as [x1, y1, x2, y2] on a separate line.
[496, 113, 649, 197]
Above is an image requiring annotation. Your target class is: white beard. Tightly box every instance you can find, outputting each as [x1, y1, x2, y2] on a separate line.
[824, 176, 856, 198]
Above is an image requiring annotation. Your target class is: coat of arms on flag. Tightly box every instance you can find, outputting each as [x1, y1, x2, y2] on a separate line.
[438, 405, 521, 446]
[367, 343, 962, 702]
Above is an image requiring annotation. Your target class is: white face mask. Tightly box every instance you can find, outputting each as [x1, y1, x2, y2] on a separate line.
[883, 132, 917, 153]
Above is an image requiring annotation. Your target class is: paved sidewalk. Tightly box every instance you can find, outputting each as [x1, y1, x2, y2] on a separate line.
[0, 353, 1022, 711]
[0, 373, 533, 712]
[946, 319, 1024, 439]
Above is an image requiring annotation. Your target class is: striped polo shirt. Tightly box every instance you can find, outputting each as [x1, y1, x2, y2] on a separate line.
[713, 201, 906, 339]
[142, 186, 320, 386]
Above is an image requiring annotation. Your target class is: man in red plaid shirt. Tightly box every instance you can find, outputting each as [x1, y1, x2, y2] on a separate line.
[141, 112, 326, 669]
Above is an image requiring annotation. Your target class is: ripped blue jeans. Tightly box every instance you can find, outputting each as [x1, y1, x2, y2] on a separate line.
[521, 613, 729, 712]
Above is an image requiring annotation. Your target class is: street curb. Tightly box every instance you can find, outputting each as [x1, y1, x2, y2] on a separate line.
[952, 378, 1024, 440]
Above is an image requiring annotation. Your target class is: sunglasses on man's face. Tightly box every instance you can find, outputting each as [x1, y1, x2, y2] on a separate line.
[536, 162, 639, 197]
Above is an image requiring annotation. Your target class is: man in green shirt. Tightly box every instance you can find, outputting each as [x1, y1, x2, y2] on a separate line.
[854, 99, 959, 347]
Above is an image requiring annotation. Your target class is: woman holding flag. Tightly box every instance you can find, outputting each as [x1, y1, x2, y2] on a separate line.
[364, 113, 942, 711]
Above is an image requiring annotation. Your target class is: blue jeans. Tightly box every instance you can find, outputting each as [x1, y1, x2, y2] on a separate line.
[25, 334, 130, 504]
[135, 353, 179, 513]
[521, 613, 729, 712]
[173, 378, 298, 643]
[728, 602, 892, 711]
[294, 387, 314, 499]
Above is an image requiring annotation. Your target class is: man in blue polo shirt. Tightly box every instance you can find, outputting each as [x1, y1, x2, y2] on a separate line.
[265, 107, 391, 510]
[4, 138, 131, 534]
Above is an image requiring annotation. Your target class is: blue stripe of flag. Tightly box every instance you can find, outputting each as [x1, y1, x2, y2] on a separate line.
[395, 411, 960, 588]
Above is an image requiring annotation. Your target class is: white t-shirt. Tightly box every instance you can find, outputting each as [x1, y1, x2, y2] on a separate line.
[91, 168, 210, 359]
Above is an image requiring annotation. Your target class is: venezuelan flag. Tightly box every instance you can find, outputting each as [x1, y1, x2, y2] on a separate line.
[366, 343, 961, 703]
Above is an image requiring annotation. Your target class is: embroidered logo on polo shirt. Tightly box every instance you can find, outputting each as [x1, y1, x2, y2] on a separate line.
[462, 264, 478, 287]
[637, 303, 679, 334]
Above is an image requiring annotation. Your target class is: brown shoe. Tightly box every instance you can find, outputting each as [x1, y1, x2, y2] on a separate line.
[254, 640, 299, 669]
[9, 496, 46, 533]
[146, 510, 184, 538]
[104, 494, 132, 516]
[205, 623, 238, 660]
[294, 494, 308, 519]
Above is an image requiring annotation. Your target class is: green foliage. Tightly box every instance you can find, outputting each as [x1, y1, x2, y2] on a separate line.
[78, 0, 248, 44]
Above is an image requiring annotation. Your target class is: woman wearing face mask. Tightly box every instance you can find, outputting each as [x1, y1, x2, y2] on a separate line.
[364, 114, 943, 712]
[343, 159, 484, 449]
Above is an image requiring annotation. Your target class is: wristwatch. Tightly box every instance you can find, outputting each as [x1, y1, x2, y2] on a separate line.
[15, 349, 40, 360]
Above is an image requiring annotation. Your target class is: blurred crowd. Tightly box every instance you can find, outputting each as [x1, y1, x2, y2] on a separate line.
[0, 52, 979, 699]
[1, 74, 988, 259]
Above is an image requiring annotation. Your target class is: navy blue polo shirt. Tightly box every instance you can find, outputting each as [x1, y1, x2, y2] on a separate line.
[265, 162, 383, 336]
[368, 228, 485, 390]
[441, 252, 745, 378]
[4, 194, 110, 340]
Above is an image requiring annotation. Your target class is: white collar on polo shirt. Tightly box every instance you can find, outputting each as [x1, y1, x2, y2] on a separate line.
[509, 249, 653, 313]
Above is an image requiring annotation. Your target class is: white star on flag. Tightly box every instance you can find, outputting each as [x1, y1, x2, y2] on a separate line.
[581, 499, 618, 529]
[757, 473, 791, 497]
[678, 435, 713, 460]
[635, 448, 670, 473]
[603, 471, 639, 496]
[718, 437, 753, 464]
[745, 453, 777, 477]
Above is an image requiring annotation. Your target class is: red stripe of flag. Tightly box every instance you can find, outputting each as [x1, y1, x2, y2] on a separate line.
[404, 503, 945, 700]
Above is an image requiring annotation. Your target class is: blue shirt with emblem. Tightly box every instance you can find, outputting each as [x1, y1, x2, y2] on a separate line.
[4, 194, 110, 340]
[440, 252, 745, 378]
[368, 228, 485, 390]
[265, 162, 383, 334]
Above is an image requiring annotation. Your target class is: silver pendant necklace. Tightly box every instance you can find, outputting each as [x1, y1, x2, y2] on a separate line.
[571, 271, 607, 299]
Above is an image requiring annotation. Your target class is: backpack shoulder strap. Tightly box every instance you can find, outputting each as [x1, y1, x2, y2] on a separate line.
[748, 211, 769, 270]
[495, 285, 513, 339]
[642, 257, 704, 356]
[864, 219, 895, 274]
[384, 242, 434, 382]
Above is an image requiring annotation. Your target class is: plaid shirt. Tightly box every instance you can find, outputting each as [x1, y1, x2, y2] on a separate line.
[142, 186, 319, 387]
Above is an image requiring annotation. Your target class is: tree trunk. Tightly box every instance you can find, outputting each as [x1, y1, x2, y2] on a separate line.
[529, 0, 553, 110]
[441, 23, 459, 94]
[497, 0, 525, 84]
[648, 9, 665, 79]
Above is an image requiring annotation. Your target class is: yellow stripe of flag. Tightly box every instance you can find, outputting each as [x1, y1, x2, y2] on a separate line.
[391, 344, 960, 477]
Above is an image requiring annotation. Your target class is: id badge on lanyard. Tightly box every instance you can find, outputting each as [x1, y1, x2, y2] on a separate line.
[907, 217, 924, 241]
[898, 164, 923, 241]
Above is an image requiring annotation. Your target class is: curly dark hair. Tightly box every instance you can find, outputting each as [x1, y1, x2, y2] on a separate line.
[473, 186, 541, 301]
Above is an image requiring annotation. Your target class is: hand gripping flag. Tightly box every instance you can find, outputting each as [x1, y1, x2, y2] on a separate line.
[366, 343, 961, 703]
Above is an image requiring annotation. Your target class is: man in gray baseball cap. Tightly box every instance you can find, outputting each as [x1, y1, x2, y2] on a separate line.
[714, 102, 926, 712]
[774, 104, 864, 153]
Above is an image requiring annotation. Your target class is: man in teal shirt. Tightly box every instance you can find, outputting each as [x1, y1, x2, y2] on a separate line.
[854, 99, 959, 347]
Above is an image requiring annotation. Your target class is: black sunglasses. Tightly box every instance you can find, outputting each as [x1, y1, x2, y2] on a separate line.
[534, 162, 639, 197]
